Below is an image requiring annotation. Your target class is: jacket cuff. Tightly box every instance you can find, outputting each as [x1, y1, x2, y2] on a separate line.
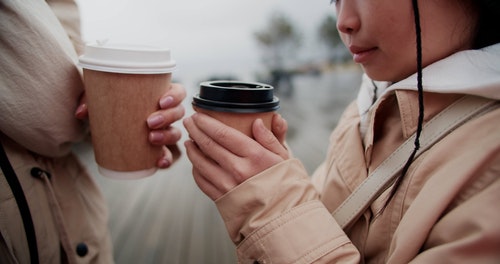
[237, 200, 351, 263]
[215, 159, 352, 262]
[215, 159, 316, 243]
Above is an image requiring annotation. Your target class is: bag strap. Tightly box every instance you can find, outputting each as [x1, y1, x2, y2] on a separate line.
[0, 142, 39, 264]
[332, 95, 499, 229]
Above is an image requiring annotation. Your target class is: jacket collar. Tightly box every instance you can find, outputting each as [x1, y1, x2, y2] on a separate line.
[388, 43, 500, 100]
[358, 43, 500, 140]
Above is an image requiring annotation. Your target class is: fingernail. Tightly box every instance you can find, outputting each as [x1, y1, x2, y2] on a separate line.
[159, 96, 174, 108]
[75, 104, 87, 118]
[159, 158, 171, 168]
[149, 131, 165, 143]
[147, 115, 164, 128]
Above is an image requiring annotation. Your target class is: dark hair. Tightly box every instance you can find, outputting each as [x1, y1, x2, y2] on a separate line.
[472, 0, 500, 48]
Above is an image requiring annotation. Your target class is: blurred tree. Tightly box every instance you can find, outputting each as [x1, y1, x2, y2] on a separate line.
[254, 12, 302, 70]
[254, 12, 302, 96]
[318, 15, 350, 63]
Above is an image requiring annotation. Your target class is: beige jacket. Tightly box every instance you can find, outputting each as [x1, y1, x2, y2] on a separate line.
[0, 0, 113, 263]
[215, 45, 500, 263]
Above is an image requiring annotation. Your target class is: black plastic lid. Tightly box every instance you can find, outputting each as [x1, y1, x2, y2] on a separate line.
[192, 80, 280, 113]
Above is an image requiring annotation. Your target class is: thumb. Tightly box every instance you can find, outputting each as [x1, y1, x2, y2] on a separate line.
[271, 113, 288, 145]
[253, 118, 289, 160]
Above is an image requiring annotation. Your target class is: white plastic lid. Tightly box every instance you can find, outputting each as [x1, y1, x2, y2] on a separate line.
[78, 41, 176, 74]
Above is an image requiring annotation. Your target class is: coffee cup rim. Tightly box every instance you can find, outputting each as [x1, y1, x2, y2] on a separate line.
[78, 42, 176, 74]
[192, 80, 280, 113]
[192, 96, 280, 113]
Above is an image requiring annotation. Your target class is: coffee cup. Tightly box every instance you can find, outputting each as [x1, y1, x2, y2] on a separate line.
[79, 42, 176, 179]
[192, 80, 279, 137]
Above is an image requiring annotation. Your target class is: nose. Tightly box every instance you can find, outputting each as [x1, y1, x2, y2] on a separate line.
[336, 2, 360, 34]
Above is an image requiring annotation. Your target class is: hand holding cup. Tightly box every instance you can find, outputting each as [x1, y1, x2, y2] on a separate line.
[78, 42, 181, 179]
[184, 80, 290, 200]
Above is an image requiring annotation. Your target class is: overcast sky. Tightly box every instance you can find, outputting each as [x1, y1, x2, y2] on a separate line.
[75, 0, 334, 86]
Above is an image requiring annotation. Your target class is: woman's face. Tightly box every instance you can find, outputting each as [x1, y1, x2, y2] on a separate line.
[335, 0, 476, 82]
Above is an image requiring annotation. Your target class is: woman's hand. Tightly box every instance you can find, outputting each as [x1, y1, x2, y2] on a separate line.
[146, 83, 186, 168]
[75, 83, 186, 169]
[183, 113, 289, 200]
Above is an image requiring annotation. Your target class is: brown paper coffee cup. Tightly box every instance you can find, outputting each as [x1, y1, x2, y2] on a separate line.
[192, 81, 279, 138]
[193, 107, 274, 137]
[79, 42, 176, 179]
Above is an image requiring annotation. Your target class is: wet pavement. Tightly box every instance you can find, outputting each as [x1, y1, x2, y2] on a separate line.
[75, 65, 362, 263]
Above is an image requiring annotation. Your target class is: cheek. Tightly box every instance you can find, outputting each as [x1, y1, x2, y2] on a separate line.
[416, 0, 475, 66]
[419, 22, 474, 67]
[377, 29, 419, 80]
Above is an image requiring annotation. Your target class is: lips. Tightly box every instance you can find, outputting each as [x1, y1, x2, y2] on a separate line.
[349, 45, 377, 63]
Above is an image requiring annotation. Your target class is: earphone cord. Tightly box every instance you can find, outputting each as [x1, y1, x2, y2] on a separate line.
[385, 0, 424, 206]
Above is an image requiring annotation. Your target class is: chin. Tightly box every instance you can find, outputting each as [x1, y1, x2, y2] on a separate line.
[363, 66, 413, 83]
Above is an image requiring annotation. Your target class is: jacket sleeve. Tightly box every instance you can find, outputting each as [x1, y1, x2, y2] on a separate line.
[0, 0, 87, 157]
[215, 159, 361, 264]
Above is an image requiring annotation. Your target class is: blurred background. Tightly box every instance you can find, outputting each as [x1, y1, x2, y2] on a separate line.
[74, 0, 363, 263]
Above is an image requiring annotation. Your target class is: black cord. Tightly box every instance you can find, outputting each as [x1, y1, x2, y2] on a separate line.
[0, 143, 39, 263]
[385, 0, 425, 206]
[412, 0, 425, 149]
[371, 80, 379, 105]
